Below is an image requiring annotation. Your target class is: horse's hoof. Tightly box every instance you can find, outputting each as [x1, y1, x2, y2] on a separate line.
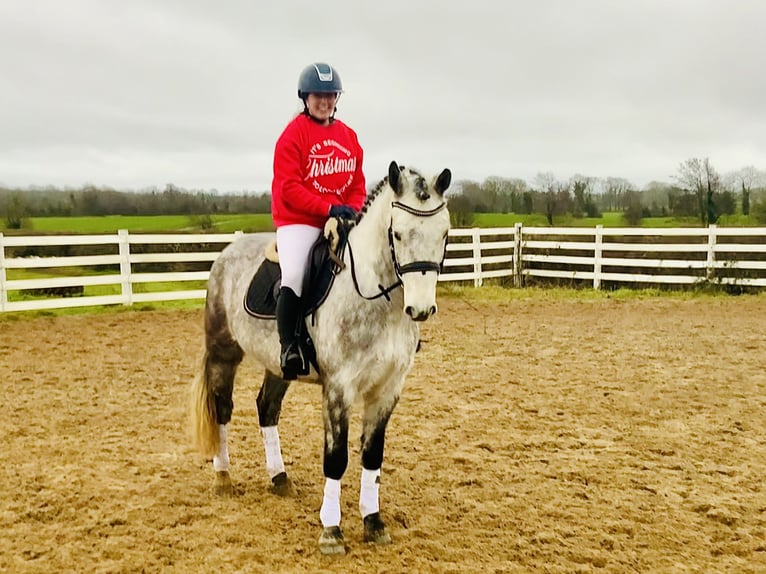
[213, 471, 235, 497]
[269, 472, 296, 497]
[363, 512, 392, 545]
[319, 526, 346, 555]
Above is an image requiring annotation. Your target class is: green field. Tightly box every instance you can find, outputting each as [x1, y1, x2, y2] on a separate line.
[3, 211, 763, 235]
[2, 210, 762, 316]
[472, 212, 762, 228]
[4, 213, 275, 234]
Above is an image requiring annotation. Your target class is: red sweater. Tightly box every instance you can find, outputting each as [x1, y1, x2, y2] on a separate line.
[271, 114, 367, 228]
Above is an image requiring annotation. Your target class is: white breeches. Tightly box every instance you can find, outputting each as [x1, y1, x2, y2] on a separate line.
[276, 224, 322, 297]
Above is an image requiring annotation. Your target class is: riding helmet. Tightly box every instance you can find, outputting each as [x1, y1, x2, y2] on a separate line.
[297, 63, 343, 99]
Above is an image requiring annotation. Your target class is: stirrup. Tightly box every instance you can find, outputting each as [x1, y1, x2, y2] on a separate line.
[280, 345, 302, 380]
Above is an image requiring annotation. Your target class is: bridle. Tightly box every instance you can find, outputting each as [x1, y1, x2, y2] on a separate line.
[346, 201, 448, 301]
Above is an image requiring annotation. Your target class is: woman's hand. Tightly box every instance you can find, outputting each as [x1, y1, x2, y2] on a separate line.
[328, 205, 358, 220]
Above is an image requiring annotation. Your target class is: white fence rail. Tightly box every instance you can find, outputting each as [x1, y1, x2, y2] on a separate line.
[2, 225, 765, 312]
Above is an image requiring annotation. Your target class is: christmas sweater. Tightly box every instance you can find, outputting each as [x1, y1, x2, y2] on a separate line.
[271, 114, 366, 228]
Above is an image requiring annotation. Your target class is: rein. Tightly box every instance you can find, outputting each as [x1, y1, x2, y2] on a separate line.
[345, 201, 447, 301]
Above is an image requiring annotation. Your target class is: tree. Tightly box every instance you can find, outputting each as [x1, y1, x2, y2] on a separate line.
[674, 157, 721, 225]
[717, 190, 736, 216]
[531, 173, 573, 225]
[4, 193, 28, 229]
[447, 193, 474, 227]
[534, 172, 558, 225]
[725, 166, 766, 216]
[669, 190, 698, 217]
[601, 177, 633, 212]
[570, 174, 600, 218]
[521, 191, 534, 214]
[622, 190, 643, 226]
[642, 181, 675, 216]
[482, 177, 528, 213]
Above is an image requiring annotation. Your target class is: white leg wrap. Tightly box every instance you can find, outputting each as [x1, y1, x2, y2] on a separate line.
[320, 478, 342, 527]
[260, 426, 286, 479]
[359, 468, 381, 518]
[213, 424, 230, 472]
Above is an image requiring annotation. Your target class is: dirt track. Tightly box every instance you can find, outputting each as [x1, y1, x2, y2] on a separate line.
[2, 291, 766, 573]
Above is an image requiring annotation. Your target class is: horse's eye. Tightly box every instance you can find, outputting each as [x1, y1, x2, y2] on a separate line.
[394, 232, 402, 241]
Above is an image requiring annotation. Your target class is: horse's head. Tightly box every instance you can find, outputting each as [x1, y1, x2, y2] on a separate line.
[387, 161, 451, 321]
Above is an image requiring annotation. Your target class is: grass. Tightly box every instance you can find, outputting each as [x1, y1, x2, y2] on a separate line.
[0, 298, 204, 322]
[2, 211, 763, 319]
[5, 266, 208, 300]
[4, 212, 762, 234]
[4, 214, 275, 234]
[470, 212, 762, 228]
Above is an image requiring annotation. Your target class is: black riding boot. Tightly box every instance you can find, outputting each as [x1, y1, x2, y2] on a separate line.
[276, 286, 303, 380]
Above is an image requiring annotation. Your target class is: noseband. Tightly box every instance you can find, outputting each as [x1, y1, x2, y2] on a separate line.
[347, 201, 447, 301]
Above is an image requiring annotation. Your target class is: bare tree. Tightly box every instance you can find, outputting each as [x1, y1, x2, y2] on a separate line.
[482, 177, 528, 213]
[642, 181, 676, 216]
[674, 157, 721, 225]
[601, 177, 633, 211]
[534, 172, 558, 225]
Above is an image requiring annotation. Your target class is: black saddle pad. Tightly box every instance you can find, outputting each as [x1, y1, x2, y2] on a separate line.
[244, 231, 346, 319]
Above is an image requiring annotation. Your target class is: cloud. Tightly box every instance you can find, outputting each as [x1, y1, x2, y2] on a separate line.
[1, 0, 764, 191]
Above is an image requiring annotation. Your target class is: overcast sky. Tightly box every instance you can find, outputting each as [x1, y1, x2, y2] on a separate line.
[1, 0, 764, 192]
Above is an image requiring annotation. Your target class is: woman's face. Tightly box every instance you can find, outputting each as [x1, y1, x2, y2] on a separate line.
[306, 92, 338, 124]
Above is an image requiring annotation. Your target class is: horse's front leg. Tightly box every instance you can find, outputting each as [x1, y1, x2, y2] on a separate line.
[318, 383, 350, 555]
[359, 393, 398, 545]
[256, 370, 294, 497]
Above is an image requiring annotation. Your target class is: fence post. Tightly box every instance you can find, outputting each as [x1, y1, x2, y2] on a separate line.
[118, 229, 133, 306]
[706, 224, 717, 282]
[593, 225, 603, 290]
[471, 227, 482, 287]
[513, 222, 523, 288]
[0, 233, 6, 312]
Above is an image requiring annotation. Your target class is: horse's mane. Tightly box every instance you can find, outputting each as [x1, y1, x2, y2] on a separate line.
[359, 177, 389, 219]
[359, 166, 427, 220]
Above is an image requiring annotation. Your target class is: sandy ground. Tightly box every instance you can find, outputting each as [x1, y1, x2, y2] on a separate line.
[1, 291, 765, 573]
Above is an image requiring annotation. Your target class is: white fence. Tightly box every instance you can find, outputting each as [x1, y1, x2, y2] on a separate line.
[1, 225, 765, 312]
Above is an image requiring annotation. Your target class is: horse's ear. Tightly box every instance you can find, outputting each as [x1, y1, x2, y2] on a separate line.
[388, 161, 403, 195]
[434, 168, 452, 196]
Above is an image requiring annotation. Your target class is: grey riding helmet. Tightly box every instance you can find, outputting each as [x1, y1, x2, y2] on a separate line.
[297, 63, 343, 99]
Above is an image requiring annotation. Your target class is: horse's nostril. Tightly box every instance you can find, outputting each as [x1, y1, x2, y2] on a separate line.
[405, 306, 414, 317]
[429, 305, 437, 316]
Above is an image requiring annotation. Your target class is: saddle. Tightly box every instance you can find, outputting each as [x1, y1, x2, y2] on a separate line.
[243, 219, 351, 372]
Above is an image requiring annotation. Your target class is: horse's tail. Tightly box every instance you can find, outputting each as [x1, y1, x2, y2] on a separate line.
[189, 246, 244, 459]
[189, 350, 220, 458]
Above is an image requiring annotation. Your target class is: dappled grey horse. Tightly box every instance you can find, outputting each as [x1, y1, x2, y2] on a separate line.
[191, 161, 451, 554]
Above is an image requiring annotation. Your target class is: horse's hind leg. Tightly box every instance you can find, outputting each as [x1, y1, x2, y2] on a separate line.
[190, 302, 243, 496]
[256, 370, 294, 497]
[207, 353, 241, 496]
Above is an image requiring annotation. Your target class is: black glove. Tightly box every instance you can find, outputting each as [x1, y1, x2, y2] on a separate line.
[328, 204, 358, 220]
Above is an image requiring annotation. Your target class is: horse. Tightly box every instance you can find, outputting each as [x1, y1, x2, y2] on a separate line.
[190, 161, 451, 555]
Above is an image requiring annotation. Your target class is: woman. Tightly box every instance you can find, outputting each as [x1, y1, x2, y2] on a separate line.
[271, 62, 367, 380]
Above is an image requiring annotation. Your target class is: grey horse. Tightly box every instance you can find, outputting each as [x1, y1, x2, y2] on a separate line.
[191, 161, 451, 554]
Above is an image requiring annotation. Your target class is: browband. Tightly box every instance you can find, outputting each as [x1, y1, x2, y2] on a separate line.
[391, 201, 446, 217]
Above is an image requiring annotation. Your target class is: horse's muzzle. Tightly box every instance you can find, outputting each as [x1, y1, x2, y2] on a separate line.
[405, 304, 437, 322]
